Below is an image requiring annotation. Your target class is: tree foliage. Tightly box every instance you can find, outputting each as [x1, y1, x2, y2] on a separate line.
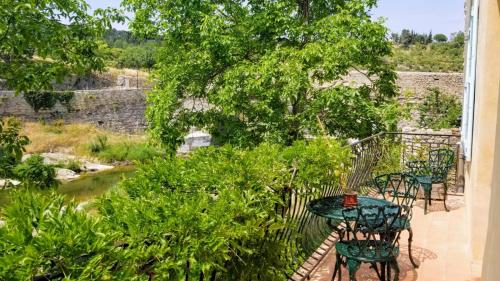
[0, 119, 30, 179]
[0, 0, 123, 92]
[433, 33, 448, 43]
[391, 29, 433, 47]
[417, 87, 462, 130]
[123, 0, 397, 151]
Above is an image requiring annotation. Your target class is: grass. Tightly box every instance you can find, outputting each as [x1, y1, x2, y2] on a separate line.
[21, 121, 151, 160]
[95, 142, 163, 163]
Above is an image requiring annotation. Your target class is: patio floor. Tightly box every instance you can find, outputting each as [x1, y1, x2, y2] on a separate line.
[308, 194, 482, 281]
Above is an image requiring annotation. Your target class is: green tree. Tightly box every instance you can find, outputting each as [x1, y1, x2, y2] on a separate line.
[433, 33, 448, 43]
[123, 0, 397, 151]
[0, 0, 123, 92]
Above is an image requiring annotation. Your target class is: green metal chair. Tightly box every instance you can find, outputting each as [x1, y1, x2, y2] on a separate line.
[406, 148, 455, 214]
[332, 205, 406, 281]
[373, 173, 420, 268]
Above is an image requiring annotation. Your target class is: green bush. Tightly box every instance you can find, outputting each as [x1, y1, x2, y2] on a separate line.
[97, 138, 351, 279]
[0, 190, 131, 280]
[14, 155, 59, 189]
[418, 87, 462, 130]
[1, 139, 351, 279]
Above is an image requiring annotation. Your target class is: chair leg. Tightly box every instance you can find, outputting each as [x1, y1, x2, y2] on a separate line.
[387, 261, 391, 281]
[380, 262, 386, 281]
[332, 253, 341, 281]
[443, 182, 450, 212]
[389, 259, 400, 281]
[346, 259, 360, 281]
[428, 186, 432, 206]
[408, 228, 419, 268]
[424, 188, 430, 214]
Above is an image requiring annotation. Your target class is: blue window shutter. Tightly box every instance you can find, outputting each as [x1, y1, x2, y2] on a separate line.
[462, 1, 479, 161]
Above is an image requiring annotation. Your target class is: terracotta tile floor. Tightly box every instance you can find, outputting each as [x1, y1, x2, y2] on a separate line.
[308, 194, 482, 281]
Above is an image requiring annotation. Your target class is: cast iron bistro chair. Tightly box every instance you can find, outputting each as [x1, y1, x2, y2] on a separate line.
[373, 173, 420, 268]
[405, 148, 455, 214]
[332, 205, 407, 281]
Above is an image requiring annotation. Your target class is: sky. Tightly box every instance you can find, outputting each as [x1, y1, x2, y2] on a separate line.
[86, 0, 465, 36]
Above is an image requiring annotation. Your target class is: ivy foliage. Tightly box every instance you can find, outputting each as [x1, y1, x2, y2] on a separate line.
[0, 119, 30, 179]
[0, 0, 124, 92]
[418, 87, 462, 130]
[23, 91, 75, 112]
[0, 138, 351, 280]
[122, 0, 398, 151]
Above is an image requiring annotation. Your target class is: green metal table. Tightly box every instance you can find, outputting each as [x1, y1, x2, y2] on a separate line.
[307, 195, 398, 279]
[306, 195, 394, 221]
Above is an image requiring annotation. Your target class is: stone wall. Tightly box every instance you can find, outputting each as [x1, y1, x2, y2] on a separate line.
[0, 89, 146, 132]
[0, 71, 464, 133]
[344, 71, 464, 99]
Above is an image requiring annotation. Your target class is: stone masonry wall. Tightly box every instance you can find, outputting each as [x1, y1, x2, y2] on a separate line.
[0, 71, 463, 133]
[0, 89, 146, 133]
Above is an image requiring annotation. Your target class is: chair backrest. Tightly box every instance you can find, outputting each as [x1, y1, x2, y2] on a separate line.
[373, 173, 420, 221]
[428, 148, 455, 182]
[340, 205, 404, 260]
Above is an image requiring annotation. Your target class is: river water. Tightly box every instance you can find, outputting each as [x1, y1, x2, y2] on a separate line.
[0, 166, 136, 208]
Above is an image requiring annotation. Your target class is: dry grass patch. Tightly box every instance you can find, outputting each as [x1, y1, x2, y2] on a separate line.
[105, 67, 149, 79]
[21, 121, 147, 157]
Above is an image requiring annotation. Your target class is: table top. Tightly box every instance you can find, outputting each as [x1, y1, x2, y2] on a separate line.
[306, 195, 394, 220]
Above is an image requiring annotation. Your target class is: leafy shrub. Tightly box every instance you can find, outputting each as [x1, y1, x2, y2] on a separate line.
[0, 118, 30, 179]
[0, 190, 131, 280]
[0, 139, 351, 279]
[14, 155, 59, 189]
[88, 135, 108, 153]
[97, 138, 351, 279]
[418, 87, 462, 130]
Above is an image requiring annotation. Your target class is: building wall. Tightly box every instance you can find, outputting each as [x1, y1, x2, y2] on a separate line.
[480, 1, 500, 279]
[465, 0, 500, 275]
